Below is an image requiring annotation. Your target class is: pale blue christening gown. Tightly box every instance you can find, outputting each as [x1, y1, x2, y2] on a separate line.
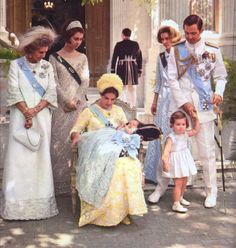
[144, 51, 172, 182]
[76, 128, 140, 207]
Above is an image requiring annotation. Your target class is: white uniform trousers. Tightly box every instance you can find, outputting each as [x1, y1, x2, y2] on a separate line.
[155, 160, 170, 196]
[195, 120, 217, 198]
[120, 84, 137, 108]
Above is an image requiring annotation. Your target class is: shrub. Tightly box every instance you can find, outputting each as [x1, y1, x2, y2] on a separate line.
[223, 59, 236, 121]
[0, 48, 21, 60]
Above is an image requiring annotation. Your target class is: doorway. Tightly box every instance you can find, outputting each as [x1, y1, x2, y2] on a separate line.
[85, 0, 110, 86]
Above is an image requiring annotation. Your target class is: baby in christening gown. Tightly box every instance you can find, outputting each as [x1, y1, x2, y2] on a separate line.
[113, 119, 142, 159]
[77, 119, 162, 206]
[76, 120, 141, 206]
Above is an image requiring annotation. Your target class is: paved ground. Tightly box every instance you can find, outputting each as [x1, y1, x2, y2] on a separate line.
[1, 174, 235, 248]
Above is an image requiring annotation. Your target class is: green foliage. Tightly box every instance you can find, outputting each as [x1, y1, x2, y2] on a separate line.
[0, 48, 21, 60]
[222, 59, 236, 120]
[0, 48, 21, 77]
[81, 0, 157, 14]
[136, 0, 157, 14]
[81, 0, 103, 5]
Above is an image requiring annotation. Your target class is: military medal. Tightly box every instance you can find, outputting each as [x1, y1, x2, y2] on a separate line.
[198, 68, 205, 77]
[202, 98, 209, 111]
[202, 51, 209, 59]
[41, 64, 50, 70]
[204, 75, 210, 80]
[205, 63, 211, 71]
[209, 53, 216, 63]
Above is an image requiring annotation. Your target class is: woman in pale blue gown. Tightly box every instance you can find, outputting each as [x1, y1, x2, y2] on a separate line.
[143, 22, 182, 203]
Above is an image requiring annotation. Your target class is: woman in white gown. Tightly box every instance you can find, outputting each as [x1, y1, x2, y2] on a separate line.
[0, 26, 59, 220]
[144, 21, 182, 203]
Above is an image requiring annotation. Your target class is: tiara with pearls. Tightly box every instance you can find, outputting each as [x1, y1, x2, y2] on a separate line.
[66, 21, 83, 31]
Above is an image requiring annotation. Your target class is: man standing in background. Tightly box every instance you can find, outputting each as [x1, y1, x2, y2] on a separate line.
[111, 28, 142, 108]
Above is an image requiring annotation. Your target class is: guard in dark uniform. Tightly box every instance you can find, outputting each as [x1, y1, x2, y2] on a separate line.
[111, 28, 142, 108]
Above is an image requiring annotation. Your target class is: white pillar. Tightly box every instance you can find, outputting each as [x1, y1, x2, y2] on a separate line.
[0, 0, 7, 33]
[144, 4, 160, 116]
[0, 0, 19, 48]
[110, 0, 151, 108]
[110, 0, 126, 55]
[219, 0, 236, 59]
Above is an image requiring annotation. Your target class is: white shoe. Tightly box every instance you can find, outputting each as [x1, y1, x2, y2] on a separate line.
[148, 189, 162, 203]
[204, 196, 216, 208]
[172, 202, 188, 213]
[180, 197, 190, 206]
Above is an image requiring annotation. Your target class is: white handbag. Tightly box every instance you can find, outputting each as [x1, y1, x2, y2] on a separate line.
[13, 128, 42, 152]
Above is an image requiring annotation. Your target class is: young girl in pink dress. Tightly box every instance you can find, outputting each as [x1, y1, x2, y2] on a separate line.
[162, 111, 200, 213]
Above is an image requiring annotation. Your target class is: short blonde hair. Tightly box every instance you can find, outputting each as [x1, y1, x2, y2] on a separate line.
[157, 26, 181, 44]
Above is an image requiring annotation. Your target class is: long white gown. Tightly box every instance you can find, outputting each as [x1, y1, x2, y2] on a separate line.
[0, 57, 59, 220]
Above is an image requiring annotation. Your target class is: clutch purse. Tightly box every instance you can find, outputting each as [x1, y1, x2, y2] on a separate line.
[13, 127, 42, 152]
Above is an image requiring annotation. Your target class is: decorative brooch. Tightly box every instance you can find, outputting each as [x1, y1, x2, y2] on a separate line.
[38, 63, 50, 78]
[41, 64, 50, 70]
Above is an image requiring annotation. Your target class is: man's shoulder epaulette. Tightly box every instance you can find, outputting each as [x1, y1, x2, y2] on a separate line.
[173, 40, 186, 47]
[205, 41, 219, 49]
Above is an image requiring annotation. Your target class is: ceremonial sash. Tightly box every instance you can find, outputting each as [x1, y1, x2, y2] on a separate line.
[160, 52, 167, 68]
[52, 53, 88, 101]
[89, 105, 114, 128]
[17, 57, 46, 97]
[175, 43, 213, 111]
[52, 53, 81, 85]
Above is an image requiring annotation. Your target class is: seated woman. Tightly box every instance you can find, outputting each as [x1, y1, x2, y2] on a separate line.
[70, 73, 147, 227]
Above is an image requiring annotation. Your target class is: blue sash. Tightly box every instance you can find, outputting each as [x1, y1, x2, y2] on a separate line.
[176, 43, 213, 111]
[17, 57, 46, 97]
[89, 105, 114, 128]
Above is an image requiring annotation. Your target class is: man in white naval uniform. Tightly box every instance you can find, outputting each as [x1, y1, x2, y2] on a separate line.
[168, 15, 227, 208]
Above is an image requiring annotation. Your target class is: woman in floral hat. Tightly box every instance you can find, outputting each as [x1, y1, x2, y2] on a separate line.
[70, 73, 147, 227]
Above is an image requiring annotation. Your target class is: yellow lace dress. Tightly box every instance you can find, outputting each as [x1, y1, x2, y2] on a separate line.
[71, 104, 147, 227]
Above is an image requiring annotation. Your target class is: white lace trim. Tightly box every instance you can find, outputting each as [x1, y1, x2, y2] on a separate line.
[0, 196, 59, 220]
